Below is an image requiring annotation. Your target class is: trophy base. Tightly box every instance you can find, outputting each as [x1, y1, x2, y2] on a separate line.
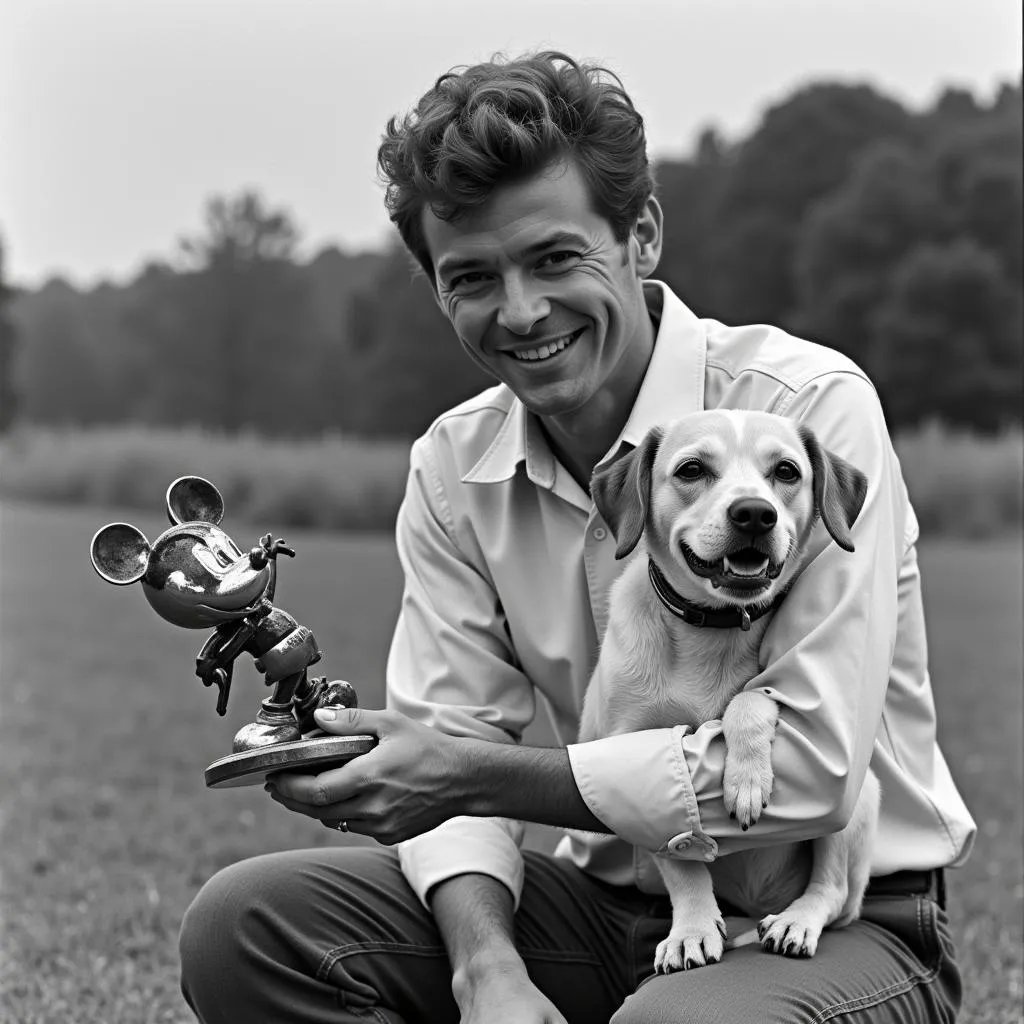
[205, 734, 377, 788]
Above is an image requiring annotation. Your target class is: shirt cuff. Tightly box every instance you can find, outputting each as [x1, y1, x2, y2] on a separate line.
[397, 816, 526, 910]
[567, 727, 718, 861]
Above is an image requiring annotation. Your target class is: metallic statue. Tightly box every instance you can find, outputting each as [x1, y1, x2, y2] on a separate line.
[90, 476, 374, 787]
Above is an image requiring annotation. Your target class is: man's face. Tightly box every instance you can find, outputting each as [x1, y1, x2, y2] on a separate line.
[423, 160, 661, 420]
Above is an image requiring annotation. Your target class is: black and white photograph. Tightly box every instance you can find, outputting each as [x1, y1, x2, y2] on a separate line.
[1, 1, 1020, 1021]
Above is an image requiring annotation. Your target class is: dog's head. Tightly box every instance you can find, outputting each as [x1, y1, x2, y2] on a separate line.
[591, 411, 868, 608]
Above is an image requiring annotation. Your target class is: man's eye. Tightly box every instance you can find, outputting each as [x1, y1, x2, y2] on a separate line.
[538, 251, 580, 270]
[775, 460, 801, 483]
[676, 460, 704, 481]
[451, 271, 490, 288]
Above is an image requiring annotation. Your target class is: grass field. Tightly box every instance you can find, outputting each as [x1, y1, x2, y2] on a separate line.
[1, 500, 1021, 1023]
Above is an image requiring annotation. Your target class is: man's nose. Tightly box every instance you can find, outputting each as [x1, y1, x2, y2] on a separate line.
[728, 497, 778, 537]
[496, 278, 550, 334]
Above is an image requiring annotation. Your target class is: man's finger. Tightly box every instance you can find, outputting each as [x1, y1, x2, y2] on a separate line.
[265, 782, 362, 820]
[267, 762, 361, 804]
[313, 706, 387, 735]
[265, 786, 325, 819]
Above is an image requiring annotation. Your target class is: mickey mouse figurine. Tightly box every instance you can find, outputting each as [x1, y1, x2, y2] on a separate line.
[90, 476, 365, 783]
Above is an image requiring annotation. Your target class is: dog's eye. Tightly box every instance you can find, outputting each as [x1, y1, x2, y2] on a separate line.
[676, 460, 704, 481]
[774, 460, 800, 483]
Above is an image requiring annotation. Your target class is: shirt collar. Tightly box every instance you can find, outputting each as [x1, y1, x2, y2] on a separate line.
[461, 281, 706, 487]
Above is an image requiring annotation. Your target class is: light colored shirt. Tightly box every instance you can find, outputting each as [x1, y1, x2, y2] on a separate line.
[390, 281, 976, 909]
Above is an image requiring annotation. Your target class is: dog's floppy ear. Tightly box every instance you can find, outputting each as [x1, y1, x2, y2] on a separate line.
[798, 425, 869, 553]
[590, 426, 663, 560]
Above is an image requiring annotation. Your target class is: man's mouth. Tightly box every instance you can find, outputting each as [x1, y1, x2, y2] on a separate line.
[507, 328, 584, 363]
[680, 542, 783, 593]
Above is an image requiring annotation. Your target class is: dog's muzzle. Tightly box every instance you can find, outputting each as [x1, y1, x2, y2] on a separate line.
[680, 542, 784, 594]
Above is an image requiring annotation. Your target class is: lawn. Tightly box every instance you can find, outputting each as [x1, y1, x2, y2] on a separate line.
[1, 500, 1021, 1023]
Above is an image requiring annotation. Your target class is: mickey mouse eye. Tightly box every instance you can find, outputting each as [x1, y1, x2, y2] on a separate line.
[676, 460, 705, 481]
[775, 460, 801, 483]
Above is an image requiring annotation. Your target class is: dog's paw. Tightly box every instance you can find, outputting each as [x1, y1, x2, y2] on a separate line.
[723, 751, 774, 829]
[653, 917, 727, 973]
[757, 912, 821, 959]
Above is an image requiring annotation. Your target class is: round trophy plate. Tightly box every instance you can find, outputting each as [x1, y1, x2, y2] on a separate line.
[205, 734, 377, 788]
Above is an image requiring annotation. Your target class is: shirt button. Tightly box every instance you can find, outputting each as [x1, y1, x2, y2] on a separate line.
[667, 831, 693, 854]
[593, 527, 607, 541]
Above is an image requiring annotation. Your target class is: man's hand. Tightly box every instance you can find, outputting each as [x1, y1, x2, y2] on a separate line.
[265, 707, 471, 844]
[453, 954, 567, 1024]
[434, 875, 567, 1024]
[266, 706, 610, 841]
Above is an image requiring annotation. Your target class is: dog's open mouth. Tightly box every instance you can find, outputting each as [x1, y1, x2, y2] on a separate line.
[681, 543, 783, 593]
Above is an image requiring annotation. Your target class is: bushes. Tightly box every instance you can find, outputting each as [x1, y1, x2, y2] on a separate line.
[0, 422, 1020, 537]
[895, 421, 1023, 538]
[0, 425, 410, 532]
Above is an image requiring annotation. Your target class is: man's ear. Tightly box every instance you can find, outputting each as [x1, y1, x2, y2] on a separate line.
[798, 426, 869, 553]
[590, 426, 663, 560]
[166, 476, 225, 526]
[632, 194, 664, 279]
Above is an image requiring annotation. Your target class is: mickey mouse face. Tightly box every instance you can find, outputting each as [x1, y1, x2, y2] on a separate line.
[90, 476, 273, 628]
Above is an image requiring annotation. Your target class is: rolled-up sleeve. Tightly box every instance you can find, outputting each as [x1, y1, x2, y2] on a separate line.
[568, 371, 905, 859]
[389, 437, 531, 907]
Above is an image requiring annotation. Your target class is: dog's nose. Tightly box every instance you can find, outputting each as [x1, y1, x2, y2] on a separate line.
[728, 498, 778, 536]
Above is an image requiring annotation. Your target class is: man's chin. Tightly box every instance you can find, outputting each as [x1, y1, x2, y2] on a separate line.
[515, 381, 590, 418]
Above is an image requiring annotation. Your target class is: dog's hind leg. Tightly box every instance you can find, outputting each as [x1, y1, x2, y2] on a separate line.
[833, 768, 881, 926]
[758, 769, 881, 958]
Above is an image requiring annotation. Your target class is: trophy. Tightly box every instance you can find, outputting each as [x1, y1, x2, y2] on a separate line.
[89, 475, 376, 787]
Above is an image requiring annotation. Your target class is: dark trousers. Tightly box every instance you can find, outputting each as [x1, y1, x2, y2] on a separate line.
[179, 846, 962, 1023]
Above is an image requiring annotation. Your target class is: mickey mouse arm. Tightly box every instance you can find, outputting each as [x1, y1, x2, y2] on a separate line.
[196, 620, 258, 715]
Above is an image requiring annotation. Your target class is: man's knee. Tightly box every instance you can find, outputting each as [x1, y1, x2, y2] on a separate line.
[179, 846, 406, 999]
[179, 854, 280, 990]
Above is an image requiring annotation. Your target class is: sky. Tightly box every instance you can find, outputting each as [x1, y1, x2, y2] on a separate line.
[1, 0, 1020, 288]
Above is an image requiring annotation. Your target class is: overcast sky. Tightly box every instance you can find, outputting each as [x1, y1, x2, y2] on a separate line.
[1, 0, 1020, 287]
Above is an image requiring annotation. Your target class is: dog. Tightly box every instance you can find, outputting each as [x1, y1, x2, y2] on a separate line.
[580, 409, 881, 972]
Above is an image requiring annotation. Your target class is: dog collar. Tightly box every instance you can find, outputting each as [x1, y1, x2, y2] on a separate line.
[647, 559, 782, 631]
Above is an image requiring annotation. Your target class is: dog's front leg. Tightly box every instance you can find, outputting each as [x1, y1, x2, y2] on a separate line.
[652, 858, 727, 972]
[722, 690, 779, 828]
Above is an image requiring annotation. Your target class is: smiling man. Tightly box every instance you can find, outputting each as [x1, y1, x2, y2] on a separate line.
[179, 52, 974, 1024]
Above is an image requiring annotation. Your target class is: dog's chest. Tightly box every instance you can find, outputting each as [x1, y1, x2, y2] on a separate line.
[599, 592, 766, 735]
[645, 630, 761, 729]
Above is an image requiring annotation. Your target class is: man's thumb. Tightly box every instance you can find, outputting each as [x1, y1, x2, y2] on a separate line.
[313, 706, 372, 733]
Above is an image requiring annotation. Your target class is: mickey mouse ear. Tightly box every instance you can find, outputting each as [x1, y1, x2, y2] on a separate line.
[166, 476, 225, 526]
[90, 523, 151, 585]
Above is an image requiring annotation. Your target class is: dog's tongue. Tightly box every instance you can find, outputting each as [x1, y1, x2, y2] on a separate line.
[723, 550, 769, 578]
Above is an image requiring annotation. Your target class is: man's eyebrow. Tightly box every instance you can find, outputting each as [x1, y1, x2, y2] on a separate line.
[436, 231, 590, 280]
[517, 230, 590, 257]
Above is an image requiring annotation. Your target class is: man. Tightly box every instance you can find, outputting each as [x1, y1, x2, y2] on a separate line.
[179, 52, 975, 1023]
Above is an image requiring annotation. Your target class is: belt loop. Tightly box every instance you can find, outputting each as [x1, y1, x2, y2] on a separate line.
[935, 869, 947, 910]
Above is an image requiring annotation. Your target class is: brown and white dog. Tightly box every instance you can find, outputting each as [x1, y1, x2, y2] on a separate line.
[580, 410, 881, 972]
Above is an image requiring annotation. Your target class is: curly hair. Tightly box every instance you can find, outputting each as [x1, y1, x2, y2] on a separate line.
[377, 51, 654, 282]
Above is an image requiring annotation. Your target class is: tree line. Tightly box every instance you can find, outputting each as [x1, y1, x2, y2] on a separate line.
[3, 77, 1021, 438]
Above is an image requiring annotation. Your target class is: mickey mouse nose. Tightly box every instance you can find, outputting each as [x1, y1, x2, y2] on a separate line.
[728, 498, 777, 536]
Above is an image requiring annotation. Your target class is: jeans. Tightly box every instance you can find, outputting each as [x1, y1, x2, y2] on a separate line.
[179, 847, 962, 1023]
